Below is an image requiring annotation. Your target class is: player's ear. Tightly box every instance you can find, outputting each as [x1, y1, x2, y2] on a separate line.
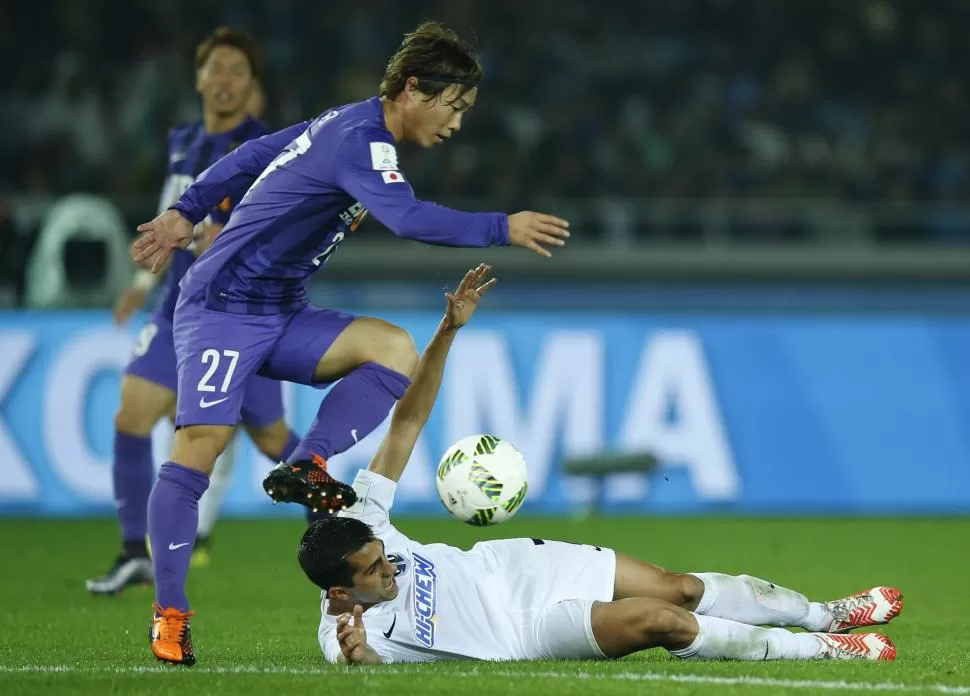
[404, 76, 421, 103]
[328, 586, 350, 601]
[195, 69, 204, 94]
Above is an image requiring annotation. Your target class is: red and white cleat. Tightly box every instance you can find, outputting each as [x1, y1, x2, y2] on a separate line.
[813, 633, 897, 661]
[822, 586, 904, 633]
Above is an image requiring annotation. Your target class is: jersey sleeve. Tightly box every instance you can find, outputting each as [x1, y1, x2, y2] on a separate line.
[171, 120, 312, 224]
[334, 129, 510, 247]
[340, 470, 400, 540]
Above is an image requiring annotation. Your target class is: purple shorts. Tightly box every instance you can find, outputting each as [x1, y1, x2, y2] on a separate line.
[125, 312, 286, 428]
[172, 299, 356, 427]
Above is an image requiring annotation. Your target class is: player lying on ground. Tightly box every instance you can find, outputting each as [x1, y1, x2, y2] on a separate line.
[298, 265, 904, 665]
[87, 28, 306, 597]
[134, 23, 569, 667]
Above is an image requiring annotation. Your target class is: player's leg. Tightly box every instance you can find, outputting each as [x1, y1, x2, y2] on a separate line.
[193, 434, 238, 567]
[87, 319, 178, 595]
[614, 554, 902, 633]
[240, 377, 301, 463]
[195, 376, 301, 559]
[288, 314, 416, 463]
[238, 376, 323, 520]
[581, 598, 894, 661]
[260, 309, 414, 508]
[148, 302, 283, 666]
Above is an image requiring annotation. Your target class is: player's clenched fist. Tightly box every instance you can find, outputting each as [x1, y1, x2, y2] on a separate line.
[507, 211, 570, 258]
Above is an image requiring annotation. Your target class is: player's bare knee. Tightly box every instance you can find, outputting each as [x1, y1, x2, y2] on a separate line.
[373, 324, 418, 376]
[171, 425, 234, 473]
[114, 397, 165, 436]
[673, 572, 705, 609]
[634, 600, 693, 646]
[246, 420, 290, 460]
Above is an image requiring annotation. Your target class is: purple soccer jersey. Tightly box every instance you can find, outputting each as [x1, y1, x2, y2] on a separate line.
[169, 98, 510, 427]
[124, 117, 285, 428]
[172, 97, 510, 315]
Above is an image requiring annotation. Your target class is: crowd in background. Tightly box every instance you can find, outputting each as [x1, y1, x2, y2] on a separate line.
[2, 0, 969, 301]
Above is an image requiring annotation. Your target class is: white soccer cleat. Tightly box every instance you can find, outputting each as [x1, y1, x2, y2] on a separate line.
[813, 632, 897, 661]
[822, 586, 904, 633]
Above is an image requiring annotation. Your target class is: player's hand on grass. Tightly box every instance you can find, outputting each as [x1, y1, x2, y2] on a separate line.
[508, 211, 570, 258]
[336, 605, 380, 665]
[444, 263, 496, 329]
[112, 287, 148, 326]
[132, 209, 194, 273]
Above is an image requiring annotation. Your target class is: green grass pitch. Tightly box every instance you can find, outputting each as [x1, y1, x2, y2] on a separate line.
[1, 515, 968, 695]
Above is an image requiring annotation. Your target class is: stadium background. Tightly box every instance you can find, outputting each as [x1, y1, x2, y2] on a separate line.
[3, 0, 970, 519]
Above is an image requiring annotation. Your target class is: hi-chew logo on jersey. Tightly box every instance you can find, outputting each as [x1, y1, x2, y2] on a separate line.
[338, 201, 368, 232]
[412, 552, 437, 648]
[370, 142, 399, 171]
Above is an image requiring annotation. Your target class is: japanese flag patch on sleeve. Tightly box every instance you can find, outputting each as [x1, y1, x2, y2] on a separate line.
[370, 142, 399, 171]
[381, 171, 406, 184]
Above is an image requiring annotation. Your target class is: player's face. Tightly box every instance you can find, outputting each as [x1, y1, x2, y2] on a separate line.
[405, 83, 477, 148]
[196, 45, 256, 119]
[344, 540, 399, 603]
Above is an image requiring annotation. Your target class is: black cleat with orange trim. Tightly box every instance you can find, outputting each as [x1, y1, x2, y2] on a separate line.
[150, 603, 196, 666]
[262, 453, 357, 513]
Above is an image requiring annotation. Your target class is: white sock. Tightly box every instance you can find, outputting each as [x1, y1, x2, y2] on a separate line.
[691, 573, 833, 630]
[197, 437, 237, 539]
[670, 614, 823, 661]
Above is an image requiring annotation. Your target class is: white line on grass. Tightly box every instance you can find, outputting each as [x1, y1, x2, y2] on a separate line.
[1, 665, 968, 694]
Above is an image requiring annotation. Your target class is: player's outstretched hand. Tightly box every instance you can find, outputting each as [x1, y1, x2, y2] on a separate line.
[444, 263, 496, 329]
[336, 604, 378, 664]
[508, 211, 570, 258]
[112, 287, 148, 326]
[132, 209, 194, 273]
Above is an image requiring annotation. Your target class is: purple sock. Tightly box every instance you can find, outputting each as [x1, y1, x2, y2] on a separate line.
[113, 432, 154, 547]
[148, 462, 210, 612]
[289, 362, 410, 463]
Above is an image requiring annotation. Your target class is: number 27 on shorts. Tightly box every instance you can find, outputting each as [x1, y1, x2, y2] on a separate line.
[196, 348, 239, 407]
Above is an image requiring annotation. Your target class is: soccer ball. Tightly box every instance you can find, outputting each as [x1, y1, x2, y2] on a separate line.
[435, 434, 528, 526]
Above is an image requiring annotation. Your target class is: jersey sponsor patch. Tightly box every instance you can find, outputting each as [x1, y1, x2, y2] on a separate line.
[338, 201, 368, 231]
[381, 170, 406, 184]
[412, 552, 437, 648]
[370, 142, 399, 171]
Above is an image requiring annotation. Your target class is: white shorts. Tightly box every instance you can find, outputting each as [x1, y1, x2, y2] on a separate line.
[475, 537, 616, 660]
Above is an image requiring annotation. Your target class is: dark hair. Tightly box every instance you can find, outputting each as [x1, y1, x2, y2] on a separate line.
[298, 517, 377, 591]
[196, 26, 265, 81]
[379, 21, 483, 102]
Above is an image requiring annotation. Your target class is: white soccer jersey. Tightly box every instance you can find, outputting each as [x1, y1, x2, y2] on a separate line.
[317, 470, 616, 663]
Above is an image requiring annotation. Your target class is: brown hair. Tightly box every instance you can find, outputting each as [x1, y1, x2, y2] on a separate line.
[196, 27, 265, 81]
[379, 21, 483, 101]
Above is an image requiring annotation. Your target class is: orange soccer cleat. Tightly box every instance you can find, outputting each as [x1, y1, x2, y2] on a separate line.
[149, 603, 196, 666]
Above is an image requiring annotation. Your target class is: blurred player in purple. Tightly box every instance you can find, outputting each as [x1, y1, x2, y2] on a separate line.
[132, 22, 570, 666]
[87, 29, 304, 596]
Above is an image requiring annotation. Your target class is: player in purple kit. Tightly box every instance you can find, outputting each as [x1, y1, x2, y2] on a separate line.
[86, 28, 305, 596]
[132, 22, 570, 666]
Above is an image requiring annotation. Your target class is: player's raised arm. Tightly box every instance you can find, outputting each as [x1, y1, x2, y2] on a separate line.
[368, 264, 496, 483]
[132, 120, 311, 271]
[171, 119, 311, 224]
